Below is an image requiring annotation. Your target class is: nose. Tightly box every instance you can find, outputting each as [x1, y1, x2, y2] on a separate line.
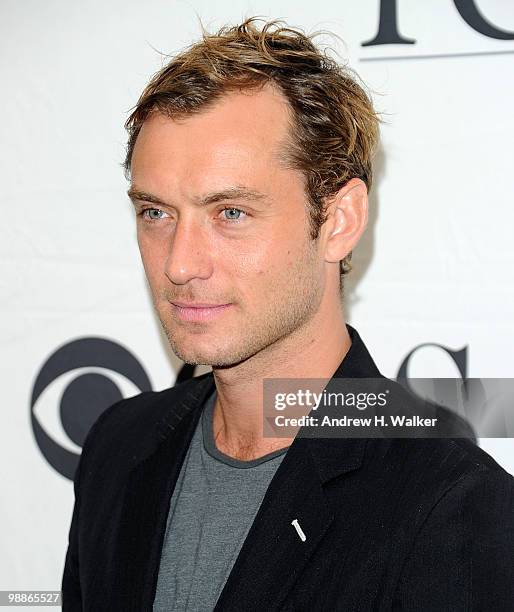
[164, 218, 213, 285]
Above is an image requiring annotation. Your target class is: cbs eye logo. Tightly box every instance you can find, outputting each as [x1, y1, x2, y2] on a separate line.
[30, 337, 158, 481]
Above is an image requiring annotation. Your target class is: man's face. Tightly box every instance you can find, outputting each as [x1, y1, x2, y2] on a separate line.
[129, 85, 327, 367]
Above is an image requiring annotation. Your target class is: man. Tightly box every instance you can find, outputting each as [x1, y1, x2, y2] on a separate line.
[62, 17, 514, 611]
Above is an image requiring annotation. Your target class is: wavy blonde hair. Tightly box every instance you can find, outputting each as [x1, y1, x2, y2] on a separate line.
[124, 17, 380, 280]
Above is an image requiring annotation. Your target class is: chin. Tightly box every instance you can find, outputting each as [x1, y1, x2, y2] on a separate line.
[169, 336, 255, 369]
[178, 347, 248, 368]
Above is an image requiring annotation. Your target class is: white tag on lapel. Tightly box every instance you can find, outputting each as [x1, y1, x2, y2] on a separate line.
[291, 518, 307, 542]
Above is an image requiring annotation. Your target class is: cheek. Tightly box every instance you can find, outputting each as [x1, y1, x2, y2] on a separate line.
[137, 234, 167, 283]
[234, 233, 307, 284]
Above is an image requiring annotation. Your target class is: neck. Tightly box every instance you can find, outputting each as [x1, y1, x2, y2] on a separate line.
[211, 296, 351, 461]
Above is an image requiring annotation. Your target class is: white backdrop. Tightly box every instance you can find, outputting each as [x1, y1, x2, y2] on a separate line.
[2, 0, 513, 602]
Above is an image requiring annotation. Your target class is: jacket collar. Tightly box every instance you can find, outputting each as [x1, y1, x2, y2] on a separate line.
[305, 323, 382, 482]
[332, 323, 382, 378]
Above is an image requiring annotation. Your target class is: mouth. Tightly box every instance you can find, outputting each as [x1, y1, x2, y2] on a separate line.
[170, 301, 233, 322]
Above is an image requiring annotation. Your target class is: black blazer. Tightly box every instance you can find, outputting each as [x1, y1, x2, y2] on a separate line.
[62, 325, 514, 611]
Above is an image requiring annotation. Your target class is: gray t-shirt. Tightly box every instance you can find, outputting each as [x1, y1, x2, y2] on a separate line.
[153, 390, 289, 611]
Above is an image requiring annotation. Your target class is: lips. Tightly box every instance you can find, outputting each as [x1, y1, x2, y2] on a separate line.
[170, 301, 233, 322]
[172, 302, 227, 308]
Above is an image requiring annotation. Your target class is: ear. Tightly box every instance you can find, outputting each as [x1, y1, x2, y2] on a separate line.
[321, 178, 368, 265]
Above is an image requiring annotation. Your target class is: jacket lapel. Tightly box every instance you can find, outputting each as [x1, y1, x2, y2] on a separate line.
[213, 435, 367, 611]
[115, 374, 216, 612]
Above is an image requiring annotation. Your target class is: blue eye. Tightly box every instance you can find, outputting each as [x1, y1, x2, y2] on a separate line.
[221, 207, 246, 222]
[141, 208, 166, 220]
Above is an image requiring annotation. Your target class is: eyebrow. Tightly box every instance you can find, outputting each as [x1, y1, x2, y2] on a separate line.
[127, 186, 267, 207]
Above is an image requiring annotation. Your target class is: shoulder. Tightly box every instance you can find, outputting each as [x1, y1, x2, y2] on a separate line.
[77, 371, 213, 478]
[377, 435, 511, 489]
[86, 371, 211, 440]
[362, 436, 513, 525]
[427, 437, 514, 519]
[389, 438, 514, 607]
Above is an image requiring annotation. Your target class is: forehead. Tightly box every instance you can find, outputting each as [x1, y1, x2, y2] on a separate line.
[130, 85, 294, 194]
